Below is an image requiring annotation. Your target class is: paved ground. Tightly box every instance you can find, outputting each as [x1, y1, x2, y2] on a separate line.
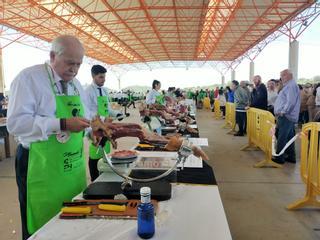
[0, 107, 319, 239]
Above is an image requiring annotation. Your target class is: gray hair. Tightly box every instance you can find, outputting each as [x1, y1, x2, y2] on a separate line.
[50, 35, 83, 56]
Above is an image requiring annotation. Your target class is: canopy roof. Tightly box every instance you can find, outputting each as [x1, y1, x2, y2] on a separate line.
[0, 0, 315, 65]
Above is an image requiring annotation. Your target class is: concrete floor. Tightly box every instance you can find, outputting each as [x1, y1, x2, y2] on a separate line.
[0, 108, 320, 239]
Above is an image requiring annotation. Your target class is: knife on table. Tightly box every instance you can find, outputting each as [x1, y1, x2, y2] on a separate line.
[63, 201, 128, 207]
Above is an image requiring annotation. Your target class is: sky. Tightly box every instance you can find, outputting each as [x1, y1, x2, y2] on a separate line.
[2, 16, 320, 91]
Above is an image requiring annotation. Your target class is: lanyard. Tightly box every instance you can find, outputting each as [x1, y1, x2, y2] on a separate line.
[45, 63, 79, 96]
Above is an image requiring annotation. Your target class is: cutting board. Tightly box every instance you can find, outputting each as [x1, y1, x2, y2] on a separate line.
[60, 199, 158, 220]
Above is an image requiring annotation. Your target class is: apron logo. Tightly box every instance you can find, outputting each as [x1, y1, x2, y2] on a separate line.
[63, 150, 82, 172]
[72, 108, 81, 117]
[67, 101, 80, 107]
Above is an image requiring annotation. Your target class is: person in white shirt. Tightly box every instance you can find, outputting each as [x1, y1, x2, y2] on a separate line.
[218, 89, 227, 116]
[85, 65, 123, 181]
[145, 80, 163, 134]
[7, 35, 90, 240]
[267, 79, 278, 115]
[146, 80, 162, 105]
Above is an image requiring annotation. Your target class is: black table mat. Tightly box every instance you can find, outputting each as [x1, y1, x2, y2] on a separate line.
[129, 160, 216, 185]
[176, 160, 216, 185]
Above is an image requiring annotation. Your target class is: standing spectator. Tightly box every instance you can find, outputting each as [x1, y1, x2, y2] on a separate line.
[194, 90, 199, 106]
[267, 79, 278, 114]
[218, 89, 226, 117]
[272, 69, 300, 164]
[226, 86, 234, 103]
[240, 81, 251, 133]
[209, 89, 215, 109]
[299, 83, 312, 124]
[232, 80, 250, 136]
[250, 75, 268, 110]
[314, 85, 320, 121]
[306, 84, 316, 121]
[214, 87, 219, 98]
[127, 90, 136, 109]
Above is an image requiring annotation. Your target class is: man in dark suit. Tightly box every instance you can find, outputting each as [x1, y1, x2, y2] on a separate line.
[250, 75, 268, 110]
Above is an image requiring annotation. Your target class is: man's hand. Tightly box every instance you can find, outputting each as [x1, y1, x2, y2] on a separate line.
[66, 117, 90, 132]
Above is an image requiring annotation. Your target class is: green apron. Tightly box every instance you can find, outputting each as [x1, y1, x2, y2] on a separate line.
[27, 65, 87, 234]
[155, 94, 165, 105]
[89, 91, 111, 159]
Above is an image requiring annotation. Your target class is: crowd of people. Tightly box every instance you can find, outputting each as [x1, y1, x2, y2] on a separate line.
[185, 70, 320, 165]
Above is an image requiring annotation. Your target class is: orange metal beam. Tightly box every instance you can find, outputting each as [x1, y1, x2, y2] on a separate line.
[138, 0, 170, 59]
[100, 0, 158, 62]
[223, 0, 315, 60]
[69, 1, 145, 62]
[205, 0, 241, 59]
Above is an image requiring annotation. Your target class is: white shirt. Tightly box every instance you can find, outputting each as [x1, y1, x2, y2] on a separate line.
[146, 89, 160, 105]
[218, 95, 226, 106]
[267, 90, 278, 106]
[7, 63, 89, 148]
[85, 83, 119, 119]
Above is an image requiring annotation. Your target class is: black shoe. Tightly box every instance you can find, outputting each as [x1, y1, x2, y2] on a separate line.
[234, 132, 244, 136]
[272, 157, 285, 165]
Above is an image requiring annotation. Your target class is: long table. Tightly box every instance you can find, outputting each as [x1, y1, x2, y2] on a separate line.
[28, 121, 232, 240]
[29, 172, 231, 240]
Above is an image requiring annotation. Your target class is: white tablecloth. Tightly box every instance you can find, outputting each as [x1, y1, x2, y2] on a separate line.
[29, 172, 232, 240]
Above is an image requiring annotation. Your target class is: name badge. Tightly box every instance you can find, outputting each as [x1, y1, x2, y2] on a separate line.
[56, 131, 70, 143]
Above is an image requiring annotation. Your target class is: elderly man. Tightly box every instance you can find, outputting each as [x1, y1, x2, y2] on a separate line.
[232, 80, 250, 136]
[272, 69, 300, 164]
[7, 35, 90, 239]
[250, 75, 268, 110]
[267, 79, 278, 114]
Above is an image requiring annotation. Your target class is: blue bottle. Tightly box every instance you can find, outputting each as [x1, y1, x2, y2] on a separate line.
[137, 187, 155, 239]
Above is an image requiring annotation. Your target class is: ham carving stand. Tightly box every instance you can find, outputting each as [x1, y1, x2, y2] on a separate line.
[82, 138, 193, 201]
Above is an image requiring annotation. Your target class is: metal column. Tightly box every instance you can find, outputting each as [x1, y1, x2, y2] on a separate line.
[231, 70, 236, 81]
[118, 77, 121, 90]
[249, 61, 254, 81]
[288, 40, 299, 80]
[221, 75, 225, 86]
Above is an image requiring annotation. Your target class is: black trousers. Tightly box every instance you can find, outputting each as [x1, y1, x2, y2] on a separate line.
[127, 101, 135, 108]
[15, 144, 31, 240]
[236, 111, 246, 134]
[88, 158, 100, 182]
[220, 106, 226, 116]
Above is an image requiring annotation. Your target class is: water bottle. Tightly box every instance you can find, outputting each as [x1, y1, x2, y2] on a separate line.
[137, 187, 155, 239]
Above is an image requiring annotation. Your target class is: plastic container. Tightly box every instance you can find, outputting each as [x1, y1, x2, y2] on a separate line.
[137, 187, 155, 239]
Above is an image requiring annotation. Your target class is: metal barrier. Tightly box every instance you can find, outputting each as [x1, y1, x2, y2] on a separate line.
[214, 99, 222, 119]
[203, 97, 211, 110]
[287, 123, 320, 210]
[241, 107, 282, 168]
[222, 102, 236, 134]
